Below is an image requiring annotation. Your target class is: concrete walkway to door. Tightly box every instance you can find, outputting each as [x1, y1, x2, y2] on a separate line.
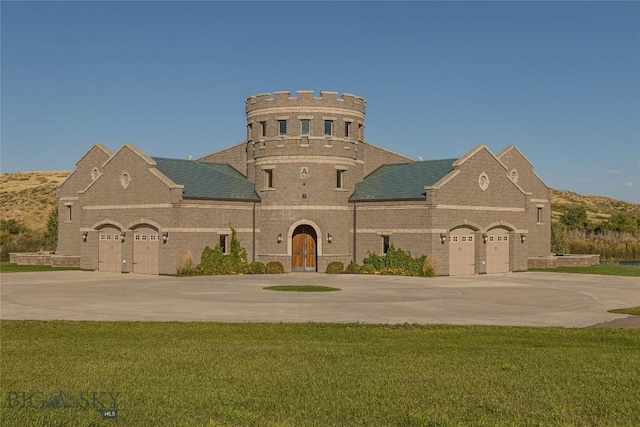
[1, 271, 638, 327]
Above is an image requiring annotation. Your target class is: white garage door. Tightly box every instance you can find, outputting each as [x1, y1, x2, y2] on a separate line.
[486, 228, 510, 274]
[133, 227, 160, 275]
[449, 228, 476, 276]
[98, 227, 122, 273]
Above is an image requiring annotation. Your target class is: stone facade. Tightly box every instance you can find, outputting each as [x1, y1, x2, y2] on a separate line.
[57, 91, 552, 275]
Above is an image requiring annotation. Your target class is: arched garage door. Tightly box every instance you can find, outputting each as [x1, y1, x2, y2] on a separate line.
[98, 226, 122, 273]
[133, 227, 160, 275]
[449, 228, 475, 276]
[486, 228, 510, 274]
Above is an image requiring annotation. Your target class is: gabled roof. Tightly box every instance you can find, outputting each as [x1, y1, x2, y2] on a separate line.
[152, 157, 260, 201]
[349, 159, 456, 201]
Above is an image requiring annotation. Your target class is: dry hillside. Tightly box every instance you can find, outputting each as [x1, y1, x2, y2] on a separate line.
[1, 171, 71, 230]
[1, 171, 638, 231]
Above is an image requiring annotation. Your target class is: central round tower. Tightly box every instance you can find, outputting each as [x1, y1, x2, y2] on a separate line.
[245, 90, 366, 271]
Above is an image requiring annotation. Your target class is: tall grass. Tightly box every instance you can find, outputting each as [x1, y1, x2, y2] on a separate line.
[564, 230, 640, 262]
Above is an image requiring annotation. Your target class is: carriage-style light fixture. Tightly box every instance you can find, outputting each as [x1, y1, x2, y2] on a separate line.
[82, 232, 88, 242]
[482, 233, 488, 244]
[120, 231, 126, 242]
[521, 234, 526, 243]
[277, 233, 283, 244]
[162, 232, 169, 243]
[327, 233, 333, 243]
[440, 233, 447, 244]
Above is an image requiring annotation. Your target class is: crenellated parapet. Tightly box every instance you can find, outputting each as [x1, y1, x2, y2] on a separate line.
[246, 90, 366, 117]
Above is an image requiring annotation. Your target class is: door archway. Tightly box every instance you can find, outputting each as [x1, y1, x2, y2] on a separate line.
[292, 225, 317, 272]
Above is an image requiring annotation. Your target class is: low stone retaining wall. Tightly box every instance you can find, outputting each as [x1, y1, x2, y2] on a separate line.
[528, 254, 600, 269]
[8, 252, 81, 267]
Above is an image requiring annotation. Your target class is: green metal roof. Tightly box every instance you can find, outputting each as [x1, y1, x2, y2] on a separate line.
[152, 157, 260, 201]
[349, 159, 456, 202]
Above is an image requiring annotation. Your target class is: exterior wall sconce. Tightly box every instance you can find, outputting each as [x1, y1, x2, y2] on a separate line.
[82, 232, 88, 242]
[482, 233, 488, 244]
[520, 234, 526, 243]
[120, 231, 126, 243]
[162, 232, 169, 243]
[440, 233, 447, 244]
[327, 233, 332, 243]
[277, 233, 283, 243]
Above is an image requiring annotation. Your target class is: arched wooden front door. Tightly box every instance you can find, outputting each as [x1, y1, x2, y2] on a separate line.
[292, 225, 317, 272]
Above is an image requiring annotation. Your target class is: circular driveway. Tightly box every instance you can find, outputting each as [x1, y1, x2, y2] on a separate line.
[1, 271, 639, 327]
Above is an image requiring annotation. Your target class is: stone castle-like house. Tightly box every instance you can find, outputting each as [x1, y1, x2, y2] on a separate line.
[57, 91, 552, 275]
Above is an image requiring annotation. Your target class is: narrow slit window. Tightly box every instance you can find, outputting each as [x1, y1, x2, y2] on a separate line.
[344, 122, 351, 137]
[336, 170, 345, 189]
[220, 235, 229, 254]
[265, 169, 274, 188]
[301, 119, 310, 135]
[382, 235, 390, 254]
[324, 120, 333, 136]
[278, 120, 287, 136]
[260, 121, 267, 137]
[537, 207, 543, 224]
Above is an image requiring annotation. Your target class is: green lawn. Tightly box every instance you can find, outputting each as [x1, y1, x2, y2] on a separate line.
[263, 285, 341, 292]
[609, 306, 640, 316]
[0, 262, 79, 273]
[1, 321, 639, 426]
[530, 263, 640, 276]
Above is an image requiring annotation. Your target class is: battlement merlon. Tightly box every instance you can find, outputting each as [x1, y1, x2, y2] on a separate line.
[246, 90, 366, 114]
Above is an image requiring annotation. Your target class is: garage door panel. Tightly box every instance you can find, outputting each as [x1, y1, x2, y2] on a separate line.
[133, 228, 160, 275]
[98, 227, 121, 273]
[486, 229, 510, 274]
[449, 228, 475, 276]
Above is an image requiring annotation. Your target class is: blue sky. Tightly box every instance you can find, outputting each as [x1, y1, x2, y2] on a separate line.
[2, 1, 639, 203]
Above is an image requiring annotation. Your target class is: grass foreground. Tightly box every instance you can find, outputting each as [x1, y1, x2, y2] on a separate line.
[609, 306, 640, 316]
[1, 321, 639, 426]
[0, 262, 79, 273]
[530, 263, 640, 276]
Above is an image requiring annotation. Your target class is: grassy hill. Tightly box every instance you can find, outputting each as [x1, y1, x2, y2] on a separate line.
[1, 171, 639, 231]
[1, 171, 70, 230]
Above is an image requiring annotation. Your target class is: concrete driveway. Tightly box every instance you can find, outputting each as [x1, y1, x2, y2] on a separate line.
[1, 271, 638, 327]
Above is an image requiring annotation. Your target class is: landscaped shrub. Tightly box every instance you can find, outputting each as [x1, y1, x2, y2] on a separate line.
[345, 261, 360, 274]
[199, 245, 226, 275]
[421, 255, 437, 277]
[176, 250, 194, 276]
[363, 243, 435, 277]
[265, 261, 285, 274]
[326, 261, 344, 274]
[249, 261, 266, 274]
[196, 227, 250, 275]
[359, 264, 376, 274]
[363, 252, 385, 271]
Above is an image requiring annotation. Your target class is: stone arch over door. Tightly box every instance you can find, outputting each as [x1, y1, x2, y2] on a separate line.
[286, 219, 323, 257]
[96, 223, 123, 273]
[291, 225, 318, 272]
[131, 223, 161, 275]
[486, 226, 512, 274]
[448, 226, 477, 276]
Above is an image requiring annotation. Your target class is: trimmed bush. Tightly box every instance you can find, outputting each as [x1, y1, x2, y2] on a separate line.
[363, 243, 435, 277]
[265, 261, 284, 274]
[196, 227, 250, 275]
[326, 261, 344, 274]
[345, 261, 360, 274]
[249, 261, 266, 274]
[359, 264, 376, 274]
